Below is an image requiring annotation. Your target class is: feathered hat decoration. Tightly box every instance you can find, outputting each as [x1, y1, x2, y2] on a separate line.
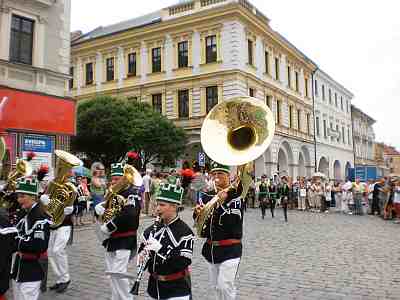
[26, 151, 36, 161]
[37, 164, 49, 181]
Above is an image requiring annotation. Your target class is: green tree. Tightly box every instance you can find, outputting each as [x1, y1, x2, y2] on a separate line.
[72, 96, 187, 170]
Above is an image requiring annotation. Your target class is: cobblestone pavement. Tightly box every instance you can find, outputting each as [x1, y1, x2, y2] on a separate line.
[38, 208, 400, 300]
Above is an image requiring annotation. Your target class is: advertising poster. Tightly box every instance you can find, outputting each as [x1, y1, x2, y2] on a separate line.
[22, 134, 54, 178]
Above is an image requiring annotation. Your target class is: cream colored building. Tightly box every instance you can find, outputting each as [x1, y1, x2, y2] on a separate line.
[71, 0, 317, 178]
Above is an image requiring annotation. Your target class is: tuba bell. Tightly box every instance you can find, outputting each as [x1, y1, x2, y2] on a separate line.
[45, 150, 82, 227]
[0, 156, 33, 208]
[195, 96, 275, 237]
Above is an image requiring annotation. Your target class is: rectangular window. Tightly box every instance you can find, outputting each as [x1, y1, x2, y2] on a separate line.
[128, 52, 136, 76]
[287, 66, 291, 88]
[315, 80, 318, 96]
[336, 124, 340, 142]
[248, 39, 253, 65]
[289, 106, 293, 128]
[178, 90, 189, 118]
[276, 100, 281, 125]
[265, 51, 269, 74]
[323, 120, 327, 138]
[274, 57, 280, 80]
[206, 86, 218, 113]
[69, 67, 74, 90]
[152, 47, 161, 73]
[178, 41, 188, 68]
[322, 84, 325, 100]
[266, 95, 271, 108]
[152, 93, 162, 114]
[306, 113, 310, 135]
[106, 58, 114, 81]
[341, 96, 343, 110]
[305, 78, 309, 97]
[86, 62, 93, 85]
[342, 126, 345, 143]
[348, 128, 351, 145]
[297, 109, 301, 131]
[295, 71, 299, 92]
[10, 15, 34, 65]
[329, 89, 332, 104]
[346, 100, 349, 113]
[205, 35, 217, 63]
[335, 93, 338, 107]
[316, 117, 320, 136]
[249, 88, 254, 97]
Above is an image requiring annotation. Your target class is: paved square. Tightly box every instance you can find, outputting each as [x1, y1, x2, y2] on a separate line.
[40, 209, 400, 300]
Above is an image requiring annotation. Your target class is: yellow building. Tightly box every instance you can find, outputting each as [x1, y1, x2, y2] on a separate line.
[384, 145, 400, 175]
[71, 0, 317, 177]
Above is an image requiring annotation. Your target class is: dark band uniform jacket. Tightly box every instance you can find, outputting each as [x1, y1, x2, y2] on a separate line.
[11, 203, 51, 283]
[0, 209, 16, 295]
[102, 186, 141, 252]
[198, 183, 244, 264]
[139, 216, 194, 299]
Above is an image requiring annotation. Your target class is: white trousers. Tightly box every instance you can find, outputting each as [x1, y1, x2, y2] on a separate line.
[159, 296, 190, 300]
[12, 280, 40, 300]
[48, 226, 71, 284]
[208, 258, 240, 300]
[298, 196, 306, 210]
[105, 250, 133, 300]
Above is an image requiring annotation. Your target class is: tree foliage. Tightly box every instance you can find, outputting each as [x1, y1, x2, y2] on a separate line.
[72, 96, 187, 170]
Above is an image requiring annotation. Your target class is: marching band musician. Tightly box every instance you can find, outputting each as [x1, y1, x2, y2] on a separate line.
[194, 162, 244, 300]
[95, 154, 141, 300]
[138, 182, 194, 300]
[40, 174, 74, 293]
[258, 175, 269, 219]
[9, 177, 51, 300]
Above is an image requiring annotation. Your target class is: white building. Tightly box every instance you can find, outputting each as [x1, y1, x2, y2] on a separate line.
[313, 69, 354, 180]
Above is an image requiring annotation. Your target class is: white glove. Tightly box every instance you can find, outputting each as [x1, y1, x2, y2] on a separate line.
[145, 237, 162, 253]
[100, 224, 111, 235]
[78, 196, 86, 202]
[95, 203, 105, 216]
[64, 206, 74, 216]
[40, 194, 50, 206]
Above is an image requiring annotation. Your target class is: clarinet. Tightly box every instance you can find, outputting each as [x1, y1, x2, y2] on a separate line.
[130, 215, 160, 295]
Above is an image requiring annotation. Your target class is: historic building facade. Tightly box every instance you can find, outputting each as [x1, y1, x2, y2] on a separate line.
[71, 0, 317, 177]
[0, 0, 74, 176]
[351, 105, 376, 168]
[313, 69, 354, 180]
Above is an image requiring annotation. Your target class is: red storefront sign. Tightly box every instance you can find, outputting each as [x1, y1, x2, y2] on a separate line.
[0, 87, 76, 135]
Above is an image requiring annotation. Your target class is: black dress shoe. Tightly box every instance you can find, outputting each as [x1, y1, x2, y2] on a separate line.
[56, 281, 71, 293]
[49, 283, 60, 290]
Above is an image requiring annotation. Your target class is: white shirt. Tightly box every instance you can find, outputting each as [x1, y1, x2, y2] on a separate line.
[143, 174, 151, 192]
[394, 187, 400, 204]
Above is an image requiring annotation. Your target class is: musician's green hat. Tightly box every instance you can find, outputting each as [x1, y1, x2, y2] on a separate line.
[15, 177, 39, 196]
[156, 183, 184, 205]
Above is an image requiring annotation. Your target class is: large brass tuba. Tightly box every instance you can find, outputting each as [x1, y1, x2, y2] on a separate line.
[195, 96, 275, 237]
[45, 150, 82, 227]
[0, 156, 33, 208]
[101, 163, 142, 224]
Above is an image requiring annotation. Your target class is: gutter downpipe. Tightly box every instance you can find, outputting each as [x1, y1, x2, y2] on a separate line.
[311, 68, 318, 172]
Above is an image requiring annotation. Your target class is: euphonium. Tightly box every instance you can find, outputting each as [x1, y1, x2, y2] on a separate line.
[0, 157, 33, 208]
[45, 150, 82, 227]
[195, 96, 275, 237]
[102, 163, 142, 224]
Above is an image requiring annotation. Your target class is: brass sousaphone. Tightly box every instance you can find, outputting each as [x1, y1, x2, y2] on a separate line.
[195, 96, 275, 237]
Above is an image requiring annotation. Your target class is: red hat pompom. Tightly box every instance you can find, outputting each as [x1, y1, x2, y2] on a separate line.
[127, 151, 139, 160]
[26, 151, 36, 161]
[37, 164, 49, 181]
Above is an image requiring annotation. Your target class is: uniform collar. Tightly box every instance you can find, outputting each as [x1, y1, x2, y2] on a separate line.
[163, 215, 179, 226]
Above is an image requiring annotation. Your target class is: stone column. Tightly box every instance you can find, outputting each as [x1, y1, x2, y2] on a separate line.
[192, 30, 200, 75]
[165, 34, 173, 79]
[140, 41, 148, 83]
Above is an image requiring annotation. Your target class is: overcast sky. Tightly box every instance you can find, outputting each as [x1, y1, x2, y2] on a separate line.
[71, 0, 400, 149]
